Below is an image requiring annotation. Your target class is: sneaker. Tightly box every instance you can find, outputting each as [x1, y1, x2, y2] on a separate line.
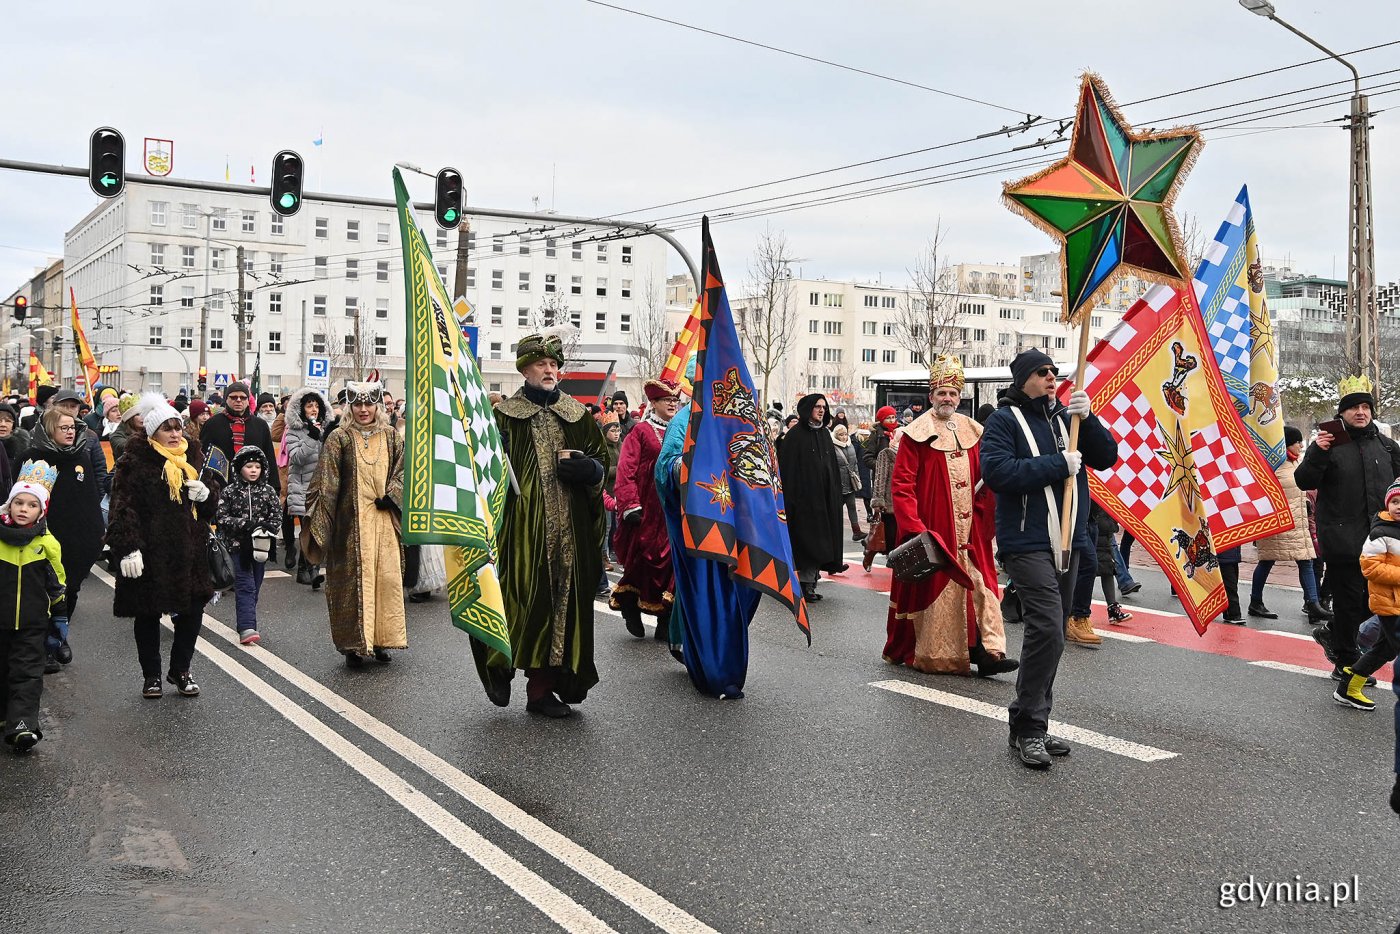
[166, 672, 200, 697]
[142, 677, 163, 699]
[7, 724, 38, 753]
[1119, 580, 1143, 596]
[43, 653, 60, 675]
[239, 629, 261, 646]
[55, 641, 73, 665]
[1221, 614, 1246, 625]
[1312, 625, 1339, 665]
[1332, 667, 1375, 710]
[1107, 604, 1133, 623]
[1011, 735, 1051, 768]
[1010, 733, 1071, 757]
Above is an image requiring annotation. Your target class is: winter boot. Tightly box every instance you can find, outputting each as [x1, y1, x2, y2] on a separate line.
[621, 605, 645, 639]
[1107, 603, 1133, 623]
[1304, 600, 1333, 623]
[296, 555, 312, 585]
[1332, 667, 1375, 710]
[1065, 615, 1102, 646]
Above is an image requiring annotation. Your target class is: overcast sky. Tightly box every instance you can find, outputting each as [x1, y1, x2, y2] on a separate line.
[2, 0, 1395, 293]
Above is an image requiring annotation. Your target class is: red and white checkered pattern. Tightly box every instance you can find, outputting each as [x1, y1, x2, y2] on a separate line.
[1093, 382, 1166, 519]
[1190, 422, 1277, 535]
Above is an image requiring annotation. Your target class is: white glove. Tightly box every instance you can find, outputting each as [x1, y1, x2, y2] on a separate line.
[1065, 390, 1092, 418]
[1063, 450, 1083, 476]
[185, 479, 210, 503]
[119, 550, 145, 579]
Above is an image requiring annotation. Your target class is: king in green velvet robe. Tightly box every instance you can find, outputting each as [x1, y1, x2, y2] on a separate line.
[480, 387, 606, 703]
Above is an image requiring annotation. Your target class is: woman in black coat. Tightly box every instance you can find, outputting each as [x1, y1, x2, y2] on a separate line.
[777, 393, 845, 601]
[20, 407, 105, 668]
[106, 397, 220, 698]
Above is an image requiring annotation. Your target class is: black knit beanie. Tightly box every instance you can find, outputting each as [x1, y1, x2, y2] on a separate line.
[1009, 348, 1056, 389]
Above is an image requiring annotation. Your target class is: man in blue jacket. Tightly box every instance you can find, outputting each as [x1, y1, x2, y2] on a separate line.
[981, 349, 1118, 768]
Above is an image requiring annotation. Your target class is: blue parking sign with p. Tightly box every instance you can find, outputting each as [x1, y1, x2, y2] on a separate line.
[308, 358, 329, 379]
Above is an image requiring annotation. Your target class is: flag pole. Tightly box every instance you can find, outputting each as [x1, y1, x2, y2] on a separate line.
[1059, 315, 1093, 572]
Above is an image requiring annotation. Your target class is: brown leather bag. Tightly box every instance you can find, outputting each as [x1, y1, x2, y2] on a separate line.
[861, 521, 887, 571]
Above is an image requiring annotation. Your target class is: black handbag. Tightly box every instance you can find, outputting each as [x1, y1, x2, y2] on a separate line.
[887, 531, 949, 583]
[207, 530, 236, 592]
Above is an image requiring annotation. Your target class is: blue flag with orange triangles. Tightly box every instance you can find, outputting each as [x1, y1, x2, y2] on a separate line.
[680, 218, 809, 641]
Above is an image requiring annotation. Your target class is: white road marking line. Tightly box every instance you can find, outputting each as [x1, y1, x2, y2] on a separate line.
[264, 569, 291, 579]
[165, 622, 616, 932]
[1091, 599, 1185, 620]
[1249, 659, 1392, 691]
[869, 679, 1178, 763]
[93, 567, 718, 934]
[1259, 629, 1314, 642]
[1094, 629, 1154, 643]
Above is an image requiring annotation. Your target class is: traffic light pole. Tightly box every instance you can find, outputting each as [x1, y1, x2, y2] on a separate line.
[0, 158, 703, 291]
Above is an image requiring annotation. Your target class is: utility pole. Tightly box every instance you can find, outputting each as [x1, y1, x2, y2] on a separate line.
[453, 217, 472, 303]
[236, 244, 247, 377]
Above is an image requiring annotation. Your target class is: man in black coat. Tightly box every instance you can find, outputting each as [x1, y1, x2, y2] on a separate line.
[1295, 376, 1400, 676]
[777, 393, 846, 601]
[200, 381, 277, 470]
[610, 391, 636, 441]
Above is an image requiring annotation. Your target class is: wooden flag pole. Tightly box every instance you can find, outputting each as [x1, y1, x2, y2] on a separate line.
[1058, 317, 1094, 572]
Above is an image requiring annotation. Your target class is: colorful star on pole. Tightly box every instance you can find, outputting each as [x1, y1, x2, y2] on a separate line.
[1004, 73, 1203, 325]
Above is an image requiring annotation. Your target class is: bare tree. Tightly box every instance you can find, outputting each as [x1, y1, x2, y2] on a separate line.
[624, 274, 673, 380]
[739, 226, 802, 408]
[891, 220, 964, 370]
[320, 308, 382, 388]
[529, 294, 581, 363]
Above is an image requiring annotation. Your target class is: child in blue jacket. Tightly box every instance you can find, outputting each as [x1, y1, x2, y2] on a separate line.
[0, 460, 67, 752]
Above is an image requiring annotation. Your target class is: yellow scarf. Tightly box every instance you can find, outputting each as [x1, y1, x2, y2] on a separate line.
[148, 436, 198, 506]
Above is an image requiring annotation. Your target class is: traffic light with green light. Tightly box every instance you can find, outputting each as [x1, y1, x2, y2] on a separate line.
[13, 296, 28, 322]
[435, 167, 463, 230]
[88, 127, 125, 199]
[270, 150, 304, 217]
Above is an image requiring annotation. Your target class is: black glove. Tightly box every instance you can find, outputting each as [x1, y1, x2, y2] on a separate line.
[555, 453, 602, 487]
[306, 423, 322, 441]
[622, 506, 643, 524]
[374, 496, 396, 511]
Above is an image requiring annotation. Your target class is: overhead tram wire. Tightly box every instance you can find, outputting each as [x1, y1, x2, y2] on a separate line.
[581, 0, 1031, 116]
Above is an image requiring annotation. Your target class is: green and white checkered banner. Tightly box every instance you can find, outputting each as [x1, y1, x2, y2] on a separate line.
[394, 168, 511, 661]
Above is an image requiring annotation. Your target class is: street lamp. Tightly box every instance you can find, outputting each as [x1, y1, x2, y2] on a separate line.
[1238, 0, 1377, 399]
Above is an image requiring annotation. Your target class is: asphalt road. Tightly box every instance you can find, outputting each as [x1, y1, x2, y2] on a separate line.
[2, 546, 1396, 934]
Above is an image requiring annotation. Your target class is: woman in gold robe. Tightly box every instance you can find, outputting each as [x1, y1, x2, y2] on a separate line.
[304, 381, 407, 666]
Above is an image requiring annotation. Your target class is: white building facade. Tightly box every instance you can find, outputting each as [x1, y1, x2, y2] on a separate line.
[63, 183, 671, 398]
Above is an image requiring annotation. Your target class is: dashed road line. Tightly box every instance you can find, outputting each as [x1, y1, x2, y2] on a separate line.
[1249, 659, 1392, 691]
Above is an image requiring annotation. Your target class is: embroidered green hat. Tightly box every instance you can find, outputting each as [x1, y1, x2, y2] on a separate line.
[515, 333, 565, 371]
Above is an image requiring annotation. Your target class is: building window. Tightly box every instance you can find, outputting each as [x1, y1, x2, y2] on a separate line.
[572, 242, 583, 261]
[149, 202, 168, 226]
[621, 245, 632, 265]
[269, 253, 284, 275]
[270, 214, 284, 236]
[1055, 336, 1067, 350]
[269, 292, 282, 314]
[436, 263, 448, 281]
[882, 349, 897, 363]
[517, 307, 529, 327]
[377, 222, 390, 244]
[181, 203, 198, 229]
[519, 240, 530, 256]
[211, 290, 225, 310]
[519, 272, 530, 292]
[466, 267, 475, 288]
[434, 229, 447, 249]
[213, 211, 230, 232]
[596, 277, 607, 297]
[492, 235, 504, 253]
[346, 259, 358, 280]
[973, 328, 987, 342]
[242, 290, 253, 311]
[148, 326, 163, 345]
[148, 243, 165, 265]
[374, 335, 388, 356]
[490, 306, 503, 326]
[863, 295, 877, 308]
[342, 297, 356, 317]
[1091, 315, 1103, 328]
[621, 279, 632, 299]
[809, 292, 819, 306]
[377, 260, 389, 282]
[346, 220, 359, 242]
[544, 273, 557, 294]
[862, 321, 876, 335]
[315, 257, 327, 278]
[861, 348, 876, 362]
[268, 331, 282, 352]
[243, 252, 255, 274]
[315, 217, 328, 239]
[959, 302, 986, 316]
[881, 296, 895, 309]
[911, 351, 923, 364]
[344, 335, 356, 354]
[312, 333, 326, 354]
[545, 238, 557, 258]
[823, 348, 843, 363]
[211, 248, 224, 270]
[210, 328, 223, 350]
[313, 295, 326, 316]
[823, 294, 843, 308]
[998, 307, 1024, 321]
[571, 276, 582, 295]
[241, 211, 256, 234]
[808, 347, 818, 361]
[181, 245, 196, 268]
[178, 327, 194, 350]
[808, 320, 818, 333]
[180, 286, 194, 308]
[245, 330, 255, 353]
[570, 309, 582, 329]
[597, 243, 608, 261]
[489, 342, 502, 360]
[595, 310, 606, 331]
[149, 285, 164, 305]
[883, 322, 895, 337]
[376, 298, 389, 319]
[823, 321, 842, 335]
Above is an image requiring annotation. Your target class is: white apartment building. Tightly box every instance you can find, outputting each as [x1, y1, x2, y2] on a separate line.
[954, 262, 1019, 297]
[732, 277, 1124, 419]
[1019, 250, 1149, 312]
[63, 183, 670, 398]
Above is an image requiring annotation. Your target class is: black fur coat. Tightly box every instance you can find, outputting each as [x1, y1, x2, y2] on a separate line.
[106, 435, 221, 618]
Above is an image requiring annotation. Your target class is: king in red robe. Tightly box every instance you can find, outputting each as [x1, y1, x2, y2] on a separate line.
[885, 355, 1018, 677]
[610, 377, 681, 639]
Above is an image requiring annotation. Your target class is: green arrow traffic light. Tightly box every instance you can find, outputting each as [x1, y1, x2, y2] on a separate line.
[100, 173, 118, 188]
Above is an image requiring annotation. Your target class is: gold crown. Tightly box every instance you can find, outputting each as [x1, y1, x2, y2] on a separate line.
[928, 354, 965, 391]
[16, 460, 57, 493]
[1338, 374, 1373, 397]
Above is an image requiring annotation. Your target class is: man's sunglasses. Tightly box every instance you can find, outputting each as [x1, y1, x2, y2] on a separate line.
[1036, 367, 1058, 378]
